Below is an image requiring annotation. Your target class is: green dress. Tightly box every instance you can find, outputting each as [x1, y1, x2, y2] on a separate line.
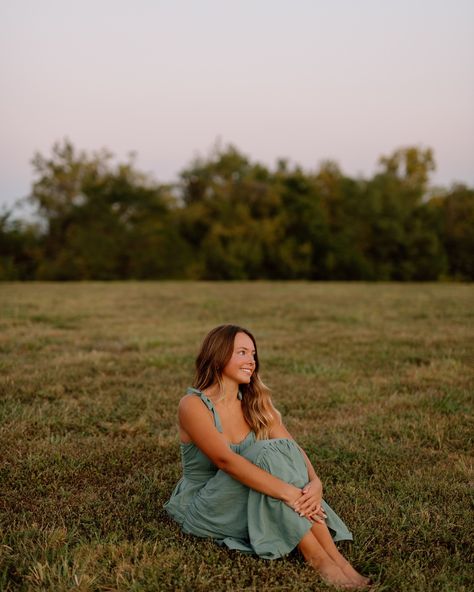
[164, 388, 352, 559]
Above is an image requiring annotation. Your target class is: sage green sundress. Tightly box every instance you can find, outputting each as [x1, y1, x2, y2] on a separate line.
[164, 388, 352, 559]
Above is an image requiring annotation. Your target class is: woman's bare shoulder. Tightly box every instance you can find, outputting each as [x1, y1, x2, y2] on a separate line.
[178, 393, 211, 423]
[178, 393, 204, 410]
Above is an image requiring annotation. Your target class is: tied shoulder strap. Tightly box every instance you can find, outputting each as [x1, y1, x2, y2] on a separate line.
[186, 387, 223, 433]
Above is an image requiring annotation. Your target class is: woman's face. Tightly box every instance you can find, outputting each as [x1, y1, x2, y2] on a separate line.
[222, 332, 256, 385]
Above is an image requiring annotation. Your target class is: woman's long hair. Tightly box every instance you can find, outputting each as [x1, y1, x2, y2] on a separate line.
[193, 324, 279, 440]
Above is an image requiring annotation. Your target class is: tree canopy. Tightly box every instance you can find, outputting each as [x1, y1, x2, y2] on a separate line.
[1, 140, 472, 280]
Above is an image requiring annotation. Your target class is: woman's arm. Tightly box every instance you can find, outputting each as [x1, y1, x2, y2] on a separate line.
[178, 396, 303, 507]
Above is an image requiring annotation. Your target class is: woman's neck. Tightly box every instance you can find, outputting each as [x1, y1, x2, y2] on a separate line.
[206, 380, 239, 405]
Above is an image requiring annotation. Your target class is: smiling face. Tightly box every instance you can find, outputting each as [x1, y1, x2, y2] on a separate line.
[222, 331, 256, 385]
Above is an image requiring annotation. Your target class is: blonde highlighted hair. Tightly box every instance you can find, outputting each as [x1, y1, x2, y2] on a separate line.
[193, 324, 280, 440]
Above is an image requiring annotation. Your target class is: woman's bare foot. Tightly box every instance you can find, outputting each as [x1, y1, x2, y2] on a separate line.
[350, 574, 371, 588]
[298, 531, 368, 590]
[310, 556, 356, 589]
[340, 571, 371, 588]
[337, 559, 371, 588]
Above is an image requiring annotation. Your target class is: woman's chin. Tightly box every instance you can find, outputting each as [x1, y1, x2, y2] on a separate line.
[239, 375, 252, 384]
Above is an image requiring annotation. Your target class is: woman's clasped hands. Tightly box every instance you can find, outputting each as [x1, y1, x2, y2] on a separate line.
[293, 478, 327, 524]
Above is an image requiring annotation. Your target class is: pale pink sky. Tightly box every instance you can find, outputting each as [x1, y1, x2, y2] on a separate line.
[1, 0, 473, 214]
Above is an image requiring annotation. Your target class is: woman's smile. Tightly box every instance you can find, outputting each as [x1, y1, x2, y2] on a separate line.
[222, 332, 257, 384]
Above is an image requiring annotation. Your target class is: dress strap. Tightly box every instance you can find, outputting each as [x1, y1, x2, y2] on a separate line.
[186, 387, 223, 432]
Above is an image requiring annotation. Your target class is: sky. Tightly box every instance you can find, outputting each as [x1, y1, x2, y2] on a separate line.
[1, 0, 473, 216]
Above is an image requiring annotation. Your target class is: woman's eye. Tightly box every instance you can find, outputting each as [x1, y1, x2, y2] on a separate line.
[236, 350, 255, 357]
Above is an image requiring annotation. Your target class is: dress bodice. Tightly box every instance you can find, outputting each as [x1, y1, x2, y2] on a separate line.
[180, 387, 256, 483]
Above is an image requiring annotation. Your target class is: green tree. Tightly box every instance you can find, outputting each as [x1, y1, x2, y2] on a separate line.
[178, 145, 332, 279]
[315, 161, 375, 280]
[272, 165, 331, 279]
[3, 139, 467, 282]
[363, 146, 446, 280]
[378, 146, 435, 194]
[29, 139, 188, 279]
[178, 145, 272, 279]
[438, 184, 474, 279]
[0, 212, 40, 280]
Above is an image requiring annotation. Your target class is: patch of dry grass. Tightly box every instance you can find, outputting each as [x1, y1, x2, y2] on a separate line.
[1, 281, 473, 591]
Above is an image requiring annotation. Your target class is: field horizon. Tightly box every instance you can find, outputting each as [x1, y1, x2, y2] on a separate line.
[1, 281, 473, 591]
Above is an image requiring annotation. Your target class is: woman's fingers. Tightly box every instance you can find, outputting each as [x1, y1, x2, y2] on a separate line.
[308, 507, 327, 521]
[309, 515, 324, 523]
[296, 505, 325, 518]
[294, 491, 319, 509]
[295, 497, 323, 514]
[293, 489, 325, 518]
[295, 500, 327, 518]
[314, 504, 327, 518]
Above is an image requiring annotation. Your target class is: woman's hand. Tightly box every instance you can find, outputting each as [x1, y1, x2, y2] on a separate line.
[293, 478, 326, 523]
[282, 484, 305, 509]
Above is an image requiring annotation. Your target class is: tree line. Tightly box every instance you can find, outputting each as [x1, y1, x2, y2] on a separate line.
[1, 140, 473, 281]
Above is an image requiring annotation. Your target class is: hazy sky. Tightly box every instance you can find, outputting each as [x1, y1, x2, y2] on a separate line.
[1, 0, 473, 214]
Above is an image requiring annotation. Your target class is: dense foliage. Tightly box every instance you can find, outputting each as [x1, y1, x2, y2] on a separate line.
[1, 140, 473, 280]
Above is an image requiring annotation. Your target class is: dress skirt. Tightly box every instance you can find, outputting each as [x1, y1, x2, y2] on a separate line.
[165, 437, 352, 560]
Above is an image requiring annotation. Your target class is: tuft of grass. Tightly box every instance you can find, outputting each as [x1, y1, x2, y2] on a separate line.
[0, 281, 473, 591]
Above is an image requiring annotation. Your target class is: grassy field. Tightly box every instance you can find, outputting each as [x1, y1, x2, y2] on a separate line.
[0, 281, 473, 592]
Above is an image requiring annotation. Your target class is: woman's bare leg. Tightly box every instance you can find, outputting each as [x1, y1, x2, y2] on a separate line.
[297, 530, 356, 589]
[310, 521, 370, 587]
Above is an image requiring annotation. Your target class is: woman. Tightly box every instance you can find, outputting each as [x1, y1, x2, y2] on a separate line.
[164, 325, 370, 589]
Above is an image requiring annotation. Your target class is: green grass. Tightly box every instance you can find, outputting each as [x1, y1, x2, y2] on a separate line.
[0, 281, 473, 591]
